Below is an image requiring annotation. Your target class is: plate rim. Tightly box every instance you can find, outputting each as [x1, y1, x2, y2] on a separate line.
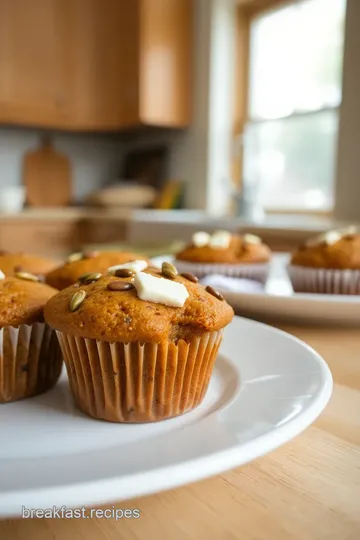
[223, 288, 360, 304]
[0, 316, 333, 517]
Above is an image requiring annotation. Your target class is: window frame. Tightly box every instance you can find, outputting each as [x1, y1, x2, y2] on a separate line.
[233, 0, 342, 216]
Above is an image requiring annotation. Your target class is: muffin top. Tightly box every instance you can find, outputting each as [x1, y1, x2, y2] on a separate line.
[290, 227, 360, 269]
[46, 250, 150, 290]
[44, 263, 234, 343]
[0, 273, 58, 327]
[175, 230, 271, 264]
[0, 252, 59, 278]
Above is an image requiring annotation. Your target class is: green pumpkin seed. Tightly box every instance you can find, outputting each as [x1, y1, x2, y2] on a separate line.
[162, 261, 178, 279]
[78, 272, 94, 282]
[79, 272, 102, 284]
[70, 290, 86, 312]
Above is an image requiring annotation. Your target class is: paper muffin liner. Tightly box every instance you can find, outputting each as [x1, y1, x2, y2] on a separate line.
[56, 330, 224, 423]
[0, 323, 63, 403]
[174, 259, 269, 283]
[287, 264, 360, 295]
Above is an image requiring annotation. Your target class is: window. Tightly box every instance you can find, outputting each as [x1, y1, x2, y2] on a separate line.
[242, 0, 347, 211]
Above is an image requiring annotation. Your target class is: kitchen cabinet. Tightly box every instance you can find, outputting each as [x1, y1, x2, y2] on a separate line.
[0, 0, 193, 130]
[0, 0, 71, 127]
[0, 220, 80, 257]
[0, 216, 128, 257]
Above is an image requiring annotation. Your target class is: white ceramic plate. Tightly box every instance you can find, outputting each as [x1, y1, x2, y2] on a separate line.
[0, 317, 332, 517]
[222, 254, 360, 325]
[153, 255, 360, 325]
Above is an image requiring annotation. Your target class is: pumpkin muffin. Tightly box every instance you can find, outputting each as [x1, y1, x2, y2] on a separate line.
[0, 251, 59, 278]
[288, 226, 360, 294]
[175, 230, 271, 282]
[44, 260, 234, 423]
[46, 250, 150, 290]
[0, 272, 62, 403]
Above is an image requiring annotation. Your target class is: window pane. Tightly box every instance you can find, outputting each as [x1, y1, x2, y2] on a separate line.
[243, 110, 339, 210]
[249, 0, 346, 120]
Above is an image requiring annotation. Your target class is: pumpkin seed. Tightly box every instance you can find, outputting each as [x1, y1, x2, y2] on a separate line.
[70, 290, 86, 312]
[67, 252, 83, 263]
[15, 271, 39, 282]
[81, 272, 102, 284]
[78, 272, 94, 282]
[162, 261, 178, 279]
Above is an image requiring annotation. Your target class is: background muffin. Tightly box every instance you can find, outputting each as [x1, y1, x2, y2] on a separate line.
[0, 251, 59, 278]
[46, 250, 150, 290]
[45, 263, 234, 423]
[175, 230, 271, 282]
[288, 226, 360, 294]
[0, 273, 62, 403]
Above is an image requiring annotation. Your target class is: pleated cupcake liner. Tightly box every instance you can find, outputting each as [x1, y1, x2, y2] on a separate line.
[0, 323, 63, 403]
[174, 260, 269, 284]
[287, 265, 360, 295]
[57, 330, 224, 423]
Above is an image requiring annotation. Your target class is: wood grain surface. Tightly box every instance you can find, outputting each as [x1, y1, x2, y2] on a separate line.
[1, 324, 359, 539]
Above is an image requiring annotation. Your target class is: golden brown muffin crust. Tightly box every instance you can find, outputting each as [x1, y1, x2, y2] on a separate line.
[0, 277, 58, 327]
[0, 252, 59, 277]
[44, 268, 234, 343]
[291, 234, 360, 269]
[175, 234, 271, 264]
[45, 251, 150, 290]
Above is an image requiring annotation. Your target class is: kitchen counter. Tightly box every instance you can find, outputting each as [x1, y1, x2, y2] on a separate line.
[0, 207, 134, 222]
[0, 207, 342, 228]
[0, 207, 352, 231]
[0, 208, 357, 255]
[126, 210, 356, 249]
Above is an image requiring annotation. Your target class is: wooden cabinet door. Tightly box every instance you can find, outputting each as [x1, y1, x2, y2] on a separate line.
[0, 0, 192, 130]
[62, 0, 140, 130]
[0, 0, 71, 128]
[139, 0, 193, 127]
[64, 0, 193, 129]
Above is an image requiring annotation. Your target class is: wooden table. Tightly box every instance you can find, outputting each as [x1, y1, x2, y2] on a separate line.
[2, 324, 360, 539]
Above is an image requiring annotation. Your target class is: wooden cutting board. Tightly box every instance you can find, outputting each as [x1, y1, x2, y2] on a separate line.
[23, 136, 72, 207]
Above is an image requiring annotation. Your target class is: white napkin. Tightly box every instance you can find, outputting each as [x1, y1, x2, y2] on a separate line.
[200, 274, 265, 293]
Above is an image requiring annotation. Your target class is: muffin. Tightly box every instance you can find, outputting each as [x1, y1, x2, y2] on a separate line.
[46, 250, 150, 290]
[0, 251, 59, 278]
[0, 272, 63, 403]
[288, 226, 360, 294]
[175, 230, 271, 283]
[44, 260, 234, 423]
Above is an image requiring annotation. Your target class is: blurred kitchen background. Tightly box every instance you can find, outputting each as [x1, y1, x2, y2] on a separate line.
[0, 0, 358, 257]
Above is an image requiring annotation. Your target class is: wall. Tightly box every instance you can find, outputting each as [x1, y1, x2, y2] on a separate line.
[120, 130, 189, 186]
[0, 128, 124, 202]
[334, 0, 360, 221]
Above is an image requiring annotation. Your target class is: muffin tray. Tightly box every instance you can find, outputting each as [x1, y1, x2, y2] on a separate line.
[0, 316, 332, 517]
